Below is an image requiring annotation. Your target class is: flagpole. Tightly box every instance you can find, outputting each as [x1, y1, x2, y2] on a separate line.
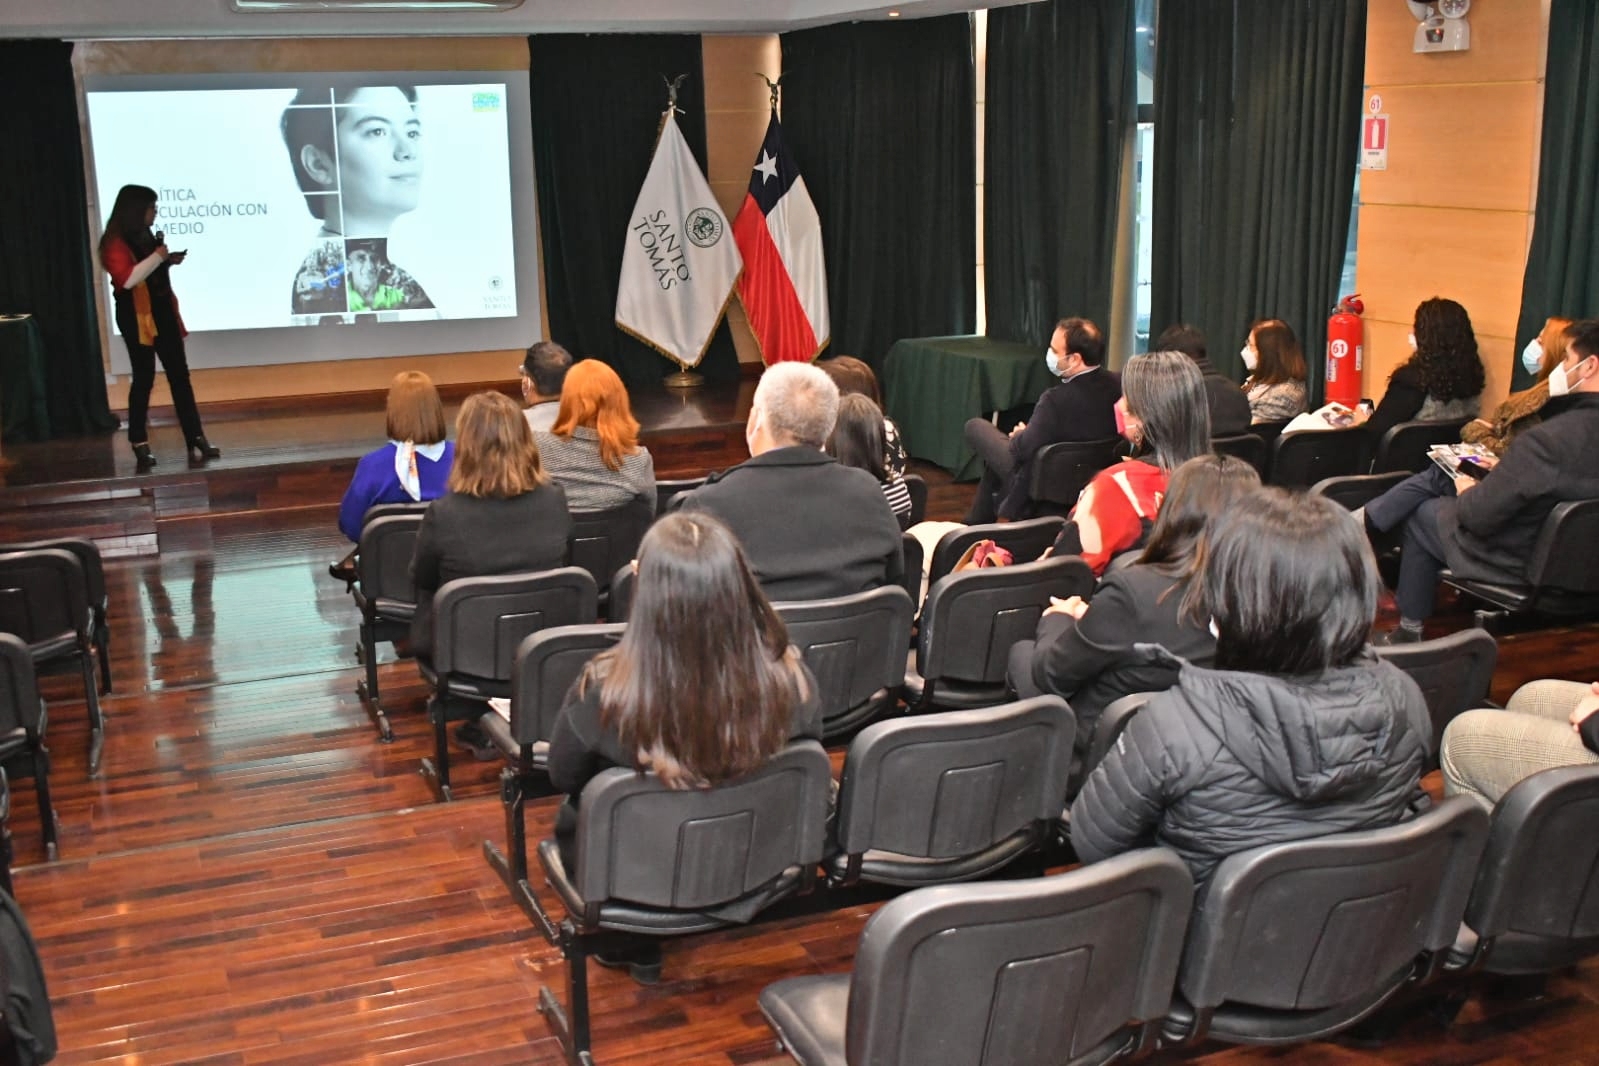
[659, 73, 705, 389]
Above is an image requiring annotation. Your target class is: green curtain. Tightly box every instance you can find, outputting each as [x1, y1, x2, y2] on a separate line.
[1149, 0, 1365, 402]
[0, 40, 118, 437]
[780, 15, 976, 373]
[528, 34, 740, 387]
[984, 0, 1135, 345]
[1513, 0, 1599, 390]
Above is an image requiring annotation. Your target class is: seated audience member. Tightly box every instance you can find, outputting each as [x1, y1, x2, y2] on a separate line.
[520, 340, 572, 433]
[1359, 297, 1486, 444]
[674, 362, 903, 601]
[828, 393, 913, 528]
[410, 391, 572, 664]
[534, 359, 655, 511]
[964, 317, 1121, 523]
[1053, 349, 1212, 575]
[1241, 318, 1309, 424]
[337, 370, 455, 544]
[1377, 319, 1599, 642]
[1155, 323, 1252, 436]
[818, 354, 907, 478]
[1070, 488, 1431, 886]
[546, 511, 823, 983]
[1009, 454, 1260, 753]
[1442, 680, 1599, 806]
[1460, 315, 1574, 455]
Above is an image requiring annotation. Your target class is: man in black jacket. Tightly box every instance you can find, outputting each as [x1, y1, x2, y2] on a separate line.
[674, 362, 904, 602]
[1381, 319, 1599, 641]
[964, 316, 1122, 522]
[1153, 323, 1252, 437]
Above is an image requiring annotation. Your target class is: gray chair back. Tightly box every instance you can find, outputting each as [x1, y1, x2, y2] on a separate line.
[1373, 418, 1470, 475]
[1028, 438, 1122, 511]
[1269, 427, 1374, 488]
[928, 516, 1064, 587]
[898, 532, 922, 611]
[1179, 796, 1488, 1015]
[1211, 433, 1268, 475]
[509, 623, 625, 747]
[1526, 498, 1599, 593]
[834, 697, 1074, 881]
[903, 473, 928, 526]
[432, 567, 597, 686]
[1374, 628, 1498, 757]
[0, 549, 88, 647]
[568, 499, 653, 597]
[1310, 471, 1409, 511]
[4, 538, 105, 615]
[0, 634, 43, 737]
[574, 741, 832, 909]
[1083, 691, 1157, 784]
[844, 851, 1194, 1066]
[1463, 764, 1599, 973]
[775, 587, 914, 738]
[360, 501, 430, 525]
[919, 555, 1094, 686]
[355, 513, 425, 611]
[656, 477, 707, 515]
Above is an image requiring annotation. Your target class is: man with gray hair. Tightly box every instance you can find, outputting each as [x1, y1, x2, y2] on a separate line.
[675, 362, 904, 600]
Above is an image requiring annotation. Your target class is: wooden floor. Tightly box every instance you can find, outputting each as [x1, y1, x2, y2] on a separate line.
[3, 403, 1598, 1064]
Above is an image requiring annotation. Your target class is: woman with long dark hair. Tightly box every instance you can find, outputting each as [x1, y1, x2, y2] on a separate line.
[1241, 318, 1309, 424]
[826, 393, 913, 527]
[546, 510, 822, 982]
[1361, 297, 1486, 443]
[98, 184, 219, 469]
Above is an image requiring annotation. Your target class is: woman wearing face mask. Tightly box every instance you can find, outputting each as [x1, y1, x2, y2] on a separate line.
[1358, 297, 1486, 444]
[1458, 316, 1574, 456]
[1240, 319, 1309, 424]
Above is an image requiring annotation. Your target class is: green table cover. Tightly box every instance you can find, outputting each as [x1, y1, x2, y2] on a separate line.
[0, 315, 51, 444]
[883, 335, 1055, 480]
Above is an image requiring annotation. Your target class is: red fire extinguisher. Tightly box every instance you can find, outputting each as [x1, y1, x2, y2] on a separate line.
[1325, 294, 1365, 409]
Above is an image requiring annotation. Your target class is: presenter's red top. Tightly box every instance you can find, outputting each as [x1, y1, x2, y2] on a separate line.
[102, 236, 186, 342]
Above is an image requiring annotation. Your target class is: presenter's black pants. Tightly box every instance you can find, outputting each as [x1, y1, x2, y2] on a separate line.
[124, 326, 204, 446]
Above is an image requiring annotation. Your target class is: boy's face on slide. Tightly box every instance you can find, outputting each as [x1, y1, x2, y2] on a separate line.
[335, 88, 422, 224]
[347, 249, 379, 296]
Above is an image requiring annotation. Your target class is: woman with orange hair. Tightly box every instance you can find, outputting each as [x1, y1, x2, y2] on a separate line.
[533, 359, 655, 511]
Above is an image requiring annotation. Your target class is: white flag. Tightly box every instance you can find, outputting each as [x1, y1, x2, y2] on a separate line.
[615, 112, 743, 368]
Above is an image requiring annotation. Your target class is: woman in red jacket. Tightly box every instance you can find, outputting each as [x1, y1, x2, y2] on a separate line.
[98, 184, 219, 469]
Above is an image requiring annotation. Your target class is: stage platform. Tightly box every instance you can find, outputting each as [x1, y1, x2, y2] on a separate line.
[0, 378, 755, 557]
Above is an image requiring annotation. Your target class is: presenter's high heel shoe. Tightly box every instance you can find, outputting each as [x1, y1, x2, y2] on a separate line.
[132, 443, 157, 471]
[187, 436, 221, 463]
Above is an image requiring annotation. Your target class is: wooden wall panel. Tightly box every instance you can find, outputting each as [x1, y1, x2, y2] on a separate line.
[1364, 0, 1547, 88]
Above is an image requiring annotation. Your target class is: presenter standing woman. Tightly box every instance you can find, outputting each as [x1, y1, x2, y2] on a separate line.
[99, 184, 219, 469]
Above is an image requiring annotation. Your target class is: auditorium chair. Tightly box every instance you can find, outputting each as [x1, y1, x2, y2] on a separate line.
[1444, 763, 1599, 978]
[760, 850, 1194, 1066]
[3, 538, 110, 695]
[567, 499, 653, 610]
[1374, 628, 1498, 765]
[1028, 438, 1122, 516]
[826, 697, 1074, 888]
[905, 555, 1094, 712]
[1211, 433, 1268, 476]
[925, 515, 1064, 590]
[775, 586, 914, 741]
[654, 476, 707, 515]
[0, 548, 104, 776]
[0, 635, 57, 867]
[1079, 691, 1157, 793]
[1268, 427, 1374, 489]
[1372, 418, 1470, 475]
[1442, 498, 1599, 629]
[482, 622, 623, 919]
[418, 567, 597, 802]
[902, 472, 928, 526]
[351, 512, 427, 742]
[532, 741, 832, 1064]
[1158, 796, 1488, 1049]
[1309, 471, 1408, 512]
[897, 532, 922, 616]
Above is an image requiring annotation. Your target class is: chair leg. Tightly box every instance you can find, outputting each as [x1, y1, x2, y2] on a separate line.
[419, 695, 453, 802]
[356, 623, 393, 743]
[0, 768, 11, 896]
[483, 767, 526, 892]
[32, 745, 56, 862]
[95, 623, 112, 694]
[80, 648, 104, 777]
[538, 924, 594, 1066]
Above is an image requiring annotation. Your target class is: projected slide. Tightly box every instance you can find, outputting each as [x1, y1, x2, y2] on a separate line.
[86, 79, 518, 335]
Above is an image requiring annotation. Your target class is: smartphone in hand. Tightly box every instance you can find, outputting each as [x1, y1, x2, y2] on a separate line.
[1457, 456, 1493, 480]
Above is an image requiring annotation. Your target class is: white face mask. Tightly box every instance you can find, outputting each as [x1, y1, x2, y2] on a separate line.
[1549, 358, 1590, 397]
[1407, 332, 1418, 352]
[1240, 344, 1258, 372]
[1046, 348, 1062, 377]
[1521, 339, 1544, 376]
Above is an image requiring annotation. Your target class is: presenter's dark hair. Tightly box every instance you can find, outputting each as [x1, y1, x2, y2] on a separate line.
[1057, 317, 1106, 367]
[1123, 350, 1211, 471]
[826, 393, 888, 481]
[99, 184, 158, 259]
[522, 341, 573, 397]
[281, 84, 420, 219]
[1199, 488, 1378, 675]
[1153, 323, 1207, 364]
[582, 512, 808, 789]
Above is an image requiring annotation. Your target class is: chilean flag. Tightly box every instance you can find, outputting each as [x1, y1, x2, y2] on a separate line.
[732, 112, 830, 365]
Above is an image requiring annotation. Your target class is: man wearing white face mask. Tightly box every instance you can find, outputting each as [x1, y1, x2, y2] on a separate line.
[963, 316, 1122, 522]
[1376, 318, 1599, 643]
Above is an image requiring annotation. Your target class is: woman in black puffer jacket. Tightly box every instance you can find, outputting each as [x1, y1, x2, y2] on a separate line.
[1068, 487, 1431, 888]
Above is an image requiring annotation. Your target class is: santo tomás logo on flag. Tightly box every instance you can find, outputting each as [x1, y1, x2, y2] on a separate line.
[615, 110, 743, 368]
[732, 111, 830, 365]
